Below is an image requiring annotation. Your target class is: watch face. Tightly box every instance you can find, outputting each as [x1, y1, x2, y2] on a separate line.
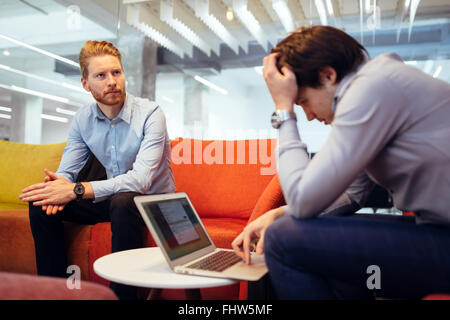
[271, 112, 281, 129]
[74, 183, 84, 195]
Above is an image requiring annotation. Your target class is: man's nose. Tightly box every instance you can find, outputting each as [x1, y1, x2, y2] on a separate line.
[106, 73, 116, 87]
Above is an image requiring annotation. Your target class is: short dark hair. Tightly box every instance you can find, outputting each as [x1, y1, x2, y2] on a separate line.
[272, 26, 369, 88]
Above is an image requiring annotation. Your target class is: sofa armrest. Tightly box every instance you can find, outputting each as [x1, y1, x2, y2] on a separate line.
[246, 175, 285, 224]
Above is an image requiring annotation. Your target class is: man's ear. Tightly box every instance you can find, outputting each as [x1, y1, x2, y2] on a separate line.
[319, 66, 338, 85]
[81, 77, 90, 92]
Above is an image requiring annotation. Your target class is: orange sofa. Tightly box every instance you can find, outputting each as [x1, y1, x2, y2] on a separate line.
[0, 138, 285, 299]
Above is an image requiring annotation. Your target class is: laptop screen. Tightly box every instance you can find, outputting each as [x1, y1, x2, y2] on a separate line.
[141, 197, 212, 260]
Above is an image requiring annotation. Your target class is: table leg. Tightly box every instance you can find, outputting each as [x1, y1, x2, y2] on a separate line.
[146, 288, 162, 300]
[185, 289, 202, 300]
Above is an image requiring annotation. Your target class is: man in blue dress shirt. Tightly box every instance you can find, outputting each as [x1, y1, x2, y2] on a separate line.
[20, 40, 176, 299]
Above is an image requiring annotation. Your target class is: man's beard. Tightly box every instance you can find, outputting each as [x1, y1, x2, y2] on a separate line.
[91, 87, 126, 106]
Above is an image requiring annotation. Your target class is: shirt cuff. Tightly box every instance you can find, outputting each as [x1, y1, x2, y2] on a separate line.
[89, 180, 114, 201]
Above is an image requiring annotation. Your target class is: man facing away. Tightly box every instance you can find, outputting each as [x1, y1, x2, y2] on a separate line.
[233, 26, 450, 299]
[20, 40, 176, 300]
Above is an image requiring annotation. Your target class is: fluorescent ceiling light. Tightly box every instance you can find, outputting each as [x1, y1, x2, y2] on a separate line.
[325, 0, 334, 16]
[161, 0, 215, 56]
[433, 65, 442, 78]
[2, 49, 10, 56]
[41, 114, 69, 123]
[0, 63, 88, 94]
[365, 0, 371, 14]
[314, 0, 328, 25]
[56, 107, 76, 116]
[195, 0, 240, 54]
[254, 66, 263, 75]
[126, 4, 186, 58]
[272, 0, 295, 33]
[0, 83, 83, 108]
[233, 0, 271, 51]
[0, 106, 12, 112]
[0, 33, 79, 68]
[0, 113, 11, 120]
[194, 75, 228, 95]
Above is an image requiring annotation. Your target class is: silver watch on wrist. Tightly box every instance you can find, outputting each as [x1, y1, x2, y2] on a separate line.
[271, 110, 297, 129]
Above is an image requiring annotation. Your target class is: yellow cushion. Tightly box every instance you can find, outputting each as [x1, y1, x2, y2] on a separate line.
[0, 203, 28, 211]
[0, 141, 66, 205]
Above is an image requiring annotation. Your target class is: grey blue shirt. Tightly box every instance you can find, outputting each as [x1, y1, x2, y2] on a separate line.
[57, 94, 176, 200]
[278, 53, 450, 225]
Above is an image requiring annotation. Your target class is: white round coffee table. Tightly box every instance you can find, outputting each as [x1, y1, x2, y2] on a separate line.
[93, 247, 237, 299]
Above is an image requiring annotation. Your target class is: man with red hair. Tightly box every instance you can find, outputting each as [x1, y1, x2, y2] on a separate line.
[21, 40, 176, 300]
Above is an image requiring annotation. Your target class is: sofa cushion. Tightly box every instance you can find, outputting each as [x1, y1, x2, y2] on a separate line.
[0, 209, 92, 280]
[170, 138, 276, 219]
[0, 141, 65, 205]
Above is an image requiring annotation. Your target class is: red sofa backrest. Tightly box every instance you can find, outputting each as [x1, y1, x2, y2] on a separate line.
[170, 138, 277, 220]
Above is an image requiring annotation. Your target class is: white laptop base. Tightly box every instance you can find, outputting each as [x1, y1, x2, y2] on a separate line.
[134, 193, 268, 281]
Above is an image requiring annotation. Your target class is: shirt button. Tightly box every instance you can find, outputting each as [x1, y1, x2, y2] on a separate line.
[111, 124, 115, 128]
[112, 145, 115, 149]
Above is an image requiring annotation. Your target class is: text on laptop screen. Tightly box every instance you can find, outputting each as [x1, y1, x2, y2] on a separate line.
[142, 198, 211, 260]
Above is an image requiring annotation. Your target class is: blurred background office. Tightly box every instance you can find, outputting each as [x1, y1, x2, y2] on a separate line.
[0, 0, 449, 151]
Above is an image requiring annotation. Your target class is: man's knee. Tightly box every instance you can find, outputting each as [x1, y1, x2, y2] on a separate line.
[109, 192, 142, 222]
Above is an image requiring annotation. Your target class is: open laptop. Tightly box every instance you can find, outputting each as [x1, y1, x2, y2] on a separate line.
[134, 192, 268, 281]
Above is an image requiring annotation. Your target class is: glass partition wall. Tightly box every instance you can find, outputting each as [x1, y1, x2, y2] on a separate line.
[0, 0, 449, 152]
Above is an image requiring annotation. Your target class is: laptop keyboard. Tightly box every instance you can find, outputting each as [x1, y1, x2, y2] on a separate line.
[186, 250, 242, 272]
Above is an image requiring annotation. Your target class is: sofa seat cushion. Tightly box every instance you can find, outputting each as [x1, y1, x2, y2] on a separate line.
[0, 209, 37, 275]
[0, 209, 93, 280]
[0, 203, 28, 211]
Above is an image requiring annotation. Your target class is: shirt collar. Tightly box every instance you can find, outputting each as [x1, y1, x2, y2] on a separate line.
[332, 58, 368, 113]
[92, 93, 131, 124]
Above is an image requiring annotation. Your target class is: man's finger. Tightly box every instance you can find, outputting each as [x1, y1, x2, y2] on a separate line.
[255, 230, 265, 255]
[44, 168, 59, 180]
[231, 234, 245, 260]
[22, 182, 46, 193]
[242, 231, 252, 265]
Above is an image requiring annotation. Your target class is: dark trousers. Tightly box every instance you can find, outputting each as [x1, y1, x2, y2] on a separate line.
[264, 214, 450, 300]
[28, 154, 145, 300]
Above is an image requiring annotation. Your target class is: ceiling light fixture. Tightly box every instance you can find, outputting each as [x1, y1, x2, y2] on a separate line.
[0, 83, 83, 108]
[0, 113, 11, 120]
[325, 0, 334, 16]
[194, 75, 228, 95]
[272, 0, 295, 33]
[0, 33, 79, 68]
[41, 113, 69, 123]
[161, 0, 216, 57]
[126, 4, 186, 58]
[56, 107, 77, 116]
[233, 0, 271, 51]
[2, 49, 10, 56]
[226, 7, 234, 21]
[195, 0, 240, 54]
[314, 0, 328, 25]
[0, 63, 88, 94]
[0, 106, 12, 112]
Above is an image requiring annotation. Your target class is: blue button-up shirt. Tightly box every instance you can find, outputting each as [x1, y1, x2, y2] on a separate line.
[57, 94, 176, 200]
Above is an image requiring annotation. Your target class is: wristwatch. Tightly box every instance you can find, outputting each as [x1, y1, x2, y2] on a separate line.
[73, 182, 85, 201]
[271, 110, 297, 129]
